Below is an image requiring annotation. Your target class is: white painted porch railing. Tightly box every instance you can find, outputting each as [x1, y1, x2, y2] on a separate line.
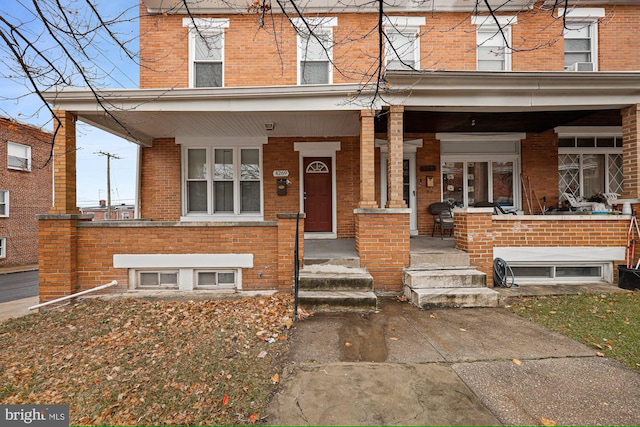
[28, 280, 118, 311]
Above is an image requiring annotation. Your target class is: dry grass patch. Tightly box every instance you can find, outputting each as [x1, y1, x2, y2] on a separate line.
[0, 294, 295, 425]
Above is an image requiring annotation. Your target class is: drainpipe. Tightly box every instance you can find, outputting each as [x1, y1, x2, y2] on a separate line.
[29, 280, 118, 310]
[135, 144, 141, 219]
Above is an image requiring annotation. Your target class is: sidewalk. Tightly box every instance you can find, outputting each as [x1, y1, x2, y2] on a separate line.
[0, 296, 38, 322]
[267, 297, 640, 426]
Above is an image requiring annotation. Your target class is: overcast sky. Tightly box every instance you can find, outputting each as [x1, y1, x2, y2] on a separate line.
[0, 0, 140, 207]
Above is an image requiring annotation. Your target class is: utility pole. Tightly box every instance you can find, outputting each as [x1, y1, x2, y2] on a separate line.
[96, 151, 122, 220]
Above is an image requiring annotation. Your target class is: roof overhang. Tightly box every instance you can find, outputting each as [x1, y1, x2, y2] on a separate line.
[43, 71, 640, 146]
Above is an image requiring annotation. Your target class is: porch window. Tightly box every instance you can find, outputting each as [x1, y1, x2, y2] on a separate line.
[0, 190, 8, 217]
[558, 136, 623, 200]
[294, 17, 336, 85]
[7, 142, 31, 171]
[384, 16, 424, 70]
[442, 160, 515, 208]
[184, 18, 229, 88]
[0, 237, 5, 258]
[185, 146, 262, 217]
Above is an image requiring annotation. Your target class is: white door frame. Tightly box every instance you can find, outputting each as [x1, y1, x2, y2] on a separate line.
[294, 141, 340, 239]
[378, 139, 422, 236]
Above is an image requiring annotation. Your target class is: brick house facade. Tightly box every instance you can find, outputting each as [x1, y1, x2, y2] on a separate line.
[39, 0, 640, 301]
[0, 117, 52, 268]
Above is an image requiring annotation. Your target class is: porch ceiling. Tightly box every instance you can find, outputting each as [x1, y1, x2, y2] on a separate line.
[377, 109, 623, 134]
[75, 110, 362, 147]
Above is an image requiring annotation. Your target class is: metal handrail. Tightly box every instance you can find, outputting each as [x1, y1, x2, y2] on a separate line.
[293, 212, 301, 320]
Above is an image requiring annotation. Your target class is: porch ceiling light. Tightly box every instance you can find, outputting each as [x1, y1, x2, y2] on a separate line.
[264, 122, 275, 131]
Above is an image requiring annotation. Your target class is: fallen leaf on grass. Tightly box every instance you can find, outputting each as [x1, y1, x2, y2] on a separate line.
[271, 373, 280, 384]
[389, 336, 398, 341]
[344, 342, 352, 347]
[222, 394, 229, 405]
[429, 313, 437, 319]
[512, 358, 522, 365]
[541, 417, 557, 426]
[249, 412, 259, 423]
[596, 351, 605, 357]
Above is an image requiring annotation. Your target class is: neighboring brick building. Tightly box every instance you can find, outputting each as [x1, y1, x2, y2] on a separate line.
[80, 200, 135, 220]
[0, 117, 52, 268]
[39, 1, 640, 301]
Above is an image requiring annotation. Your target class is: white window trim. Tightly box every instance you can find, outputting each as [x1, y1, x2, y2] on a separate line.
[0, 237, 5, 259]
[180, 143, 264, 221]
[7, 142, 31, 171]
[472, 16, 516, 71]
[115, 253, 250, 291]
[559, 8, 602, 71]
[293, 17, 337, 85]
[183, 18, 229, 88]
[383, 16, 425, 70]
[556, 128, 623, 197]
[0, 190, 8, 217]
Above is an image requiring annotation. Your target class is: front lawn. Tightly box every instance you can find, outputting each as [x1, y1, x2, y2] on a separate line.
[507, 290, 640, 371]
[0, 294, 294, 425]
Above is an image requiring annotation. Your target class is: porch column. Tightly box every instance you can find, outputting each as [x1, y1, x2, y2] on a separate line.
[386, 105, 406, 208]
[359, 109, 378, 208]
[50, 110, 79, 214]
[622, 104, 640, 198]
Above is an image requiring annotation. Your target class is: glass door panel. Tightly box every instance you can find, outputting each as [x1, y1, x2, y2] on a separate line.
[467, 162, 488, 206]
[442, 162, 463, 206]
[493, 161, 514, 206]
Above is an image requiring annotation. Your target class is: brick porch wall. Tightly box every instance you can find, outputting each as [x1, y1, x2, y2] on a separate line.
[37, 215, 302, 302]
[355, 208, 410, 292]
[455, 208, 629, 286]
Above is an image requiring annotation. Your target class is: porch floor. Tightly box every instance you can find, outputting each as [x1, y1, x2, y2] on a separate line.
[303, 236, 624, 298]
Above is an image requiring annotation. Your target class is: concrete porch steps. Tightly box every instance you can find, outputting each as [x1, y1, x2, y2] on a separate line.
[404, 248, 499, 308]
[297, 264, 377, 312]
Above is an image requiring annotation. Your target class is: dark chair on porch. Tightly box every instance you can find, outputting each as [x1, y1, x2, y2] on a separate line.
[429, 202, 454, 239]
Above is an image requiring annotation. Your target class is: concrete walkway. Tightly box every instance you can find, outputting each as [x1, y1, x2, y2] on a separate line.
[0, 296, 38, 322]
[267, 297, 640, 426]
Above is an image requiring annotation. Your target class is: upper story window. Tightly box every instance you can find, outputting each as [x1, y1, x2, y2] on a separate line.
[293, 17, 336, 85]
[184, 18, 229, 88]
[7, 142, 31, 171]
[472, 16, 516, 71]
[0, 190, 8, 217]
[384, 16, 425, 70]
[559, 8, 604, 71]
[182, 140, 264, 220]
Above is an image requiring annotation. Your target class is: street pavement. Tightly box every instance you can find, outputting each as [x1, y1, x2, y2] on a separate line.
[0, 269, 38, 303]
[267, 297, 640, 426]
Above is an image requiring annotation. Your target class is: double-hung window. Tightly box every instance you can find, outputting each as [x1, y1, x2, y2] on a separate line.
[557, 131, 623, 200]
[184, 18, 229, 87]
[559, 8, 603, 71]
[472, 16, 516, 71]
[293, 17, 336, 85]
[0, 190, 8, 217]
[8, 142, 31, 171]
[384, 17, 425, 71]
[0, 237, 5, 258]
[184, 145, 262, 218]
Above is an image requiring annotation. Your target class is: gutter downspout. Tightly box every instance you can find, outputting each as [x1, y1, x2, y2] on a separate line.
[29, 280, 118, 311]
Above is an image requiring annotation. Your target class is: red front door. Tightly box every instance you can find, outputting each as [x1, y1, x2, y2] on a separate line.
[304, 157, 332, 232]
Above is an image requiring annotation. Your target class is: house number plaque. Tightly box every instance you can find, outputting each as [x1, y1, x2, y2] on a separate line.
[273, 170, 289, 177]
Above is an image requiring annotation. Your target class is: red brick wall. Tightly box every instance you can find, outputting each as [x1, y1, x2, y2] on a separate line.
[140, 6, 640, 89]
[521, 131, 559, 212]
[140, 138, 181, 220]
[455, 209, 629, 286]
[414, 134, 441, 235]
[622, 104, 639, 198]
[0, 118, 52, 267]
[355, 209, 410, 291]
